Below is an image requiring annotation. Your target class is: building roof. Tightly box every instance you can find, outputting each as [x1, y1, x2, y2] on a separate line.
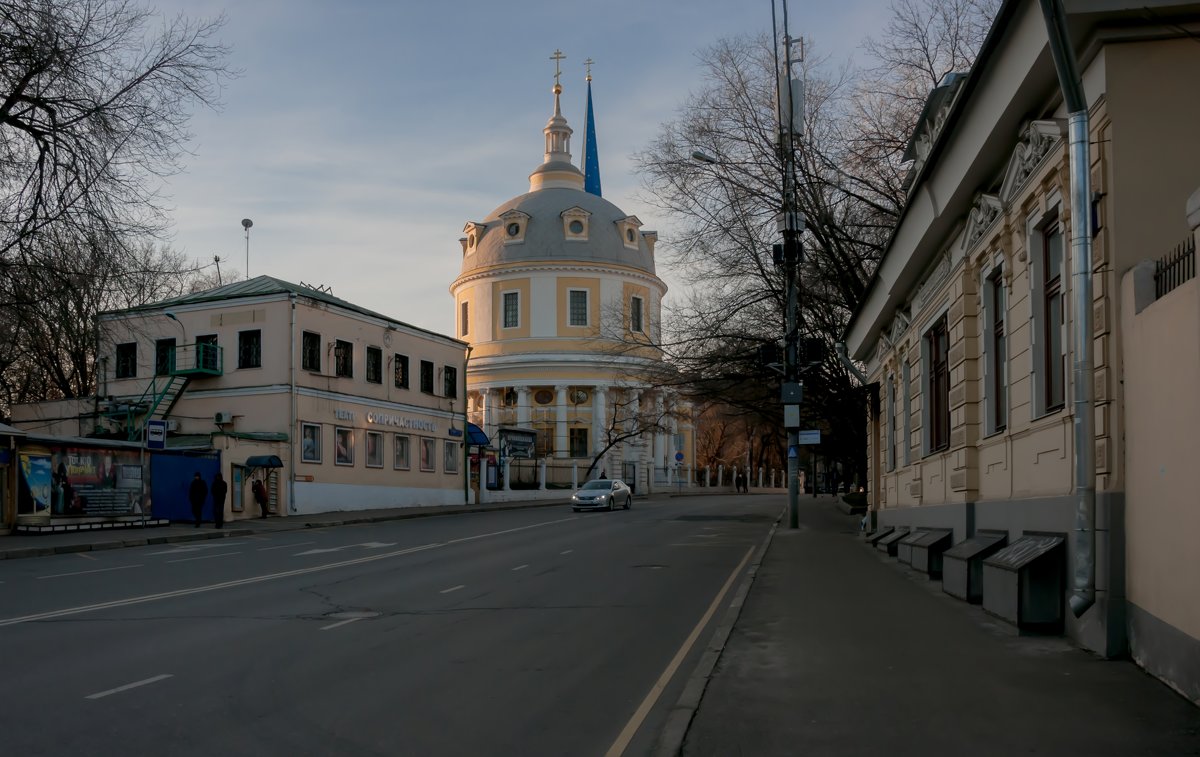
[104, 275, 465, 346]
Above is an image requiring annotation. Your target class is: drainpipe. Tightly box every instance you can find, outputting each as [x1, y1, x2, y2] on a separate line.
[1039, 0, 1095, 618]
[288, 295, 297, 513]
[463, 344, 472, 505]
[836, 342, 868, 385]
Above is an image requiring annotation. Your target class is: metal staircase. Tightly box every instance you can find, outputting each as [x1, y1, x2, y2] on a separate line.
[103, 342, 222, 441]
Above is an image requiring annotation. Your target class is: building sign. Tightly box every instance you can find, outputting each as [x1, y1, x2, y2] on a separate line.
[18, 446, 145, 517]
[797, 430, 821, 445]
[365, 411, 436, 433]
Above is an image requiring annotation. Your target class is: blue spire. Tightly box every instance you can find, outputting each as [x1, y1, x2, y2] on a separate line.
[583, 75, 602, 197]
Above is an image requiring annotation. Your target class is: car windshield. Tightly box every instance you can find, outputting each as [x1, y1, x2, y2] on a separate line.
[581, 480, 611, 490]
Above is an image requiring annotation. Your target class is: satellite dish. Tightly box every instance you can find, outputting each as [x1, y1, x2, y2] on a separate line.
[241, 218, 253, 230]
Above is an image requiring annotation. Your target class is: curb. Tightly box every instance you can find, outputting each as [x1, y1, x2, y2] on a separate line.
[651, 506, 784, 757]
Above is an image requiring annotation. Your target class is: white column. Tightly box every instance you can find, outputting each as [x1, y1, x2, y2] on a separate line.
[758, 467, 764, 488]
[554, 385, 569, 458]
[571, 461, 578, 489]
[718, 464, 724, 486]
[592, 385, 607, 465]
[652, 394, 665, 480]
[503, 459, 511, 491]
[687, 465, 693, 487]
[517, 386, 531, 426]
[538, 458, 547, 490]
[771, 469, 776, 488]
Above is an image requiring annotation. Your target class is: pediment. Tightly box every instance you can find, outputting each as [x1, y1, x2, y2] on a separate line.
[999, 120, 1064, 204]
[962, 193, 1003, 252]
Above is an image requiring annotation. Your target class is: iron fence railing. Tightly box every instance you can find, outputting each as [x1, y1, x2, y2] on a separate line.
[1155, 235, 1196, 300]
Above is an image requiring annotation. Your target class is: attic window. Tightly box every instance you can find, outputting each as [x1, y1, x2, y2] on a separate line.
[561, 207, 591, 241]
[617, 215, 643, 250]
[507, 223, 520, 237]
[499, 210, 529, 245]
[626, 228, 635, 243]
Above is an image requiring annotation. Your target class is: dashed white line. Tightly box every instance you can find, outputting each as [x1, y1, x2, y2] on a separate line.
[320, 617, 363, 631]
[560, 549, 574, 555]
[76, 552, 98, 561]
[37, 565, 143, 580]
[256, 541, 315, 552]
[440, 585, 465, 594]
[86, 674, 173, 700]
[166, 552, 242, 564]
[512, 564, 529, 571]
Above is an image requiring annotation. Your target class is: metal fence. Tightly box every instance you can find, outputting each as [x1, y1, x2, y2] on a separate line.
[1155, 235, 1196, 300]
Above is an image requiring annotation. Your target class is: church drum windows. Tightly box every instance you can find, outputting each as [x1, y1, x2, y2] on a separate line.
[569, 290, 589, 327]
[503, 291, 519, 329]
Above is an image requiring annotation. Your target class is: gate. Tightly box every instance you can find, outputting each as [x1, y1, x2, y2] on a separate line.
[622, 462, 637, 494]
[150, 452, 220, 522]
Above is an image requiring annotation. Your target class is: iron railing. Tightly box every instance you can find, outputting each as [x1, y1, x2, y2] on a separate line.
[1155, 235, 1196, 300]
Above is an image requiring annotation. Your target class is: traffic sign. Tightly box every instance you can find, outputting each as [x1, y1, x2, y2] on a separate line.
[675, 451, 684, 462]
[797, 429, 821, 445]
[146, 419, 167, 450]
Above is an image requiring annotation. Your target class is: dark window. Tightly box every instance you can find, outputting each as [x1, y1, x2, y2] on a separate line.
[238, 330, 261, 369]
[443, 366, 458, 398]
[569, 290, 588, 326]
[115, 342, 137, 379]
[460, 302, 469, 337]
[1043, 222, 1065, 411]
[335, 340, 353, 378]
[503, 292, 519, 329]
[991, 272, 1007, 431]
[366, 346, 382, 384]
[302, 331, 321, 372]
[926, 316, 950, 453]
[630, 296, 644, 332]
[420, 360, 434, 394]
[569, 427, 588, 458]
[155, 338, 176, 376]
[394, 354, 409, 389]
[196, 334, 219, 371]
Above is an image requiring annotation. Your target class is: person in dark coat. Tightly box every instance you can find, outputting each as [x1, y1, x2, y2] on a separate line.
[188, 472, 207, 527]
[210, 472, 228, 529]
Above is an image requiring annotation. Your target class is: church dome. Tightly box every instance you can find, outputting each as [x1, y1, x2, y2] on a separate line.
[460, 188, 657, 276]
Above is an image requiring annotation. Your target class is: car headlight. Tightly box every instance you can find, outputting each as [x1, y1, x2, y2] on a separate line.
[572, 494, 578, 500]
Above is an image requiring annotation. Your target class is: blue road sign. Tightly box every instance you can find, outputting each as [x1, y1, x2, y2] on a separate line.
[146, 419, 167, 450]
[797, 430, 821, 445]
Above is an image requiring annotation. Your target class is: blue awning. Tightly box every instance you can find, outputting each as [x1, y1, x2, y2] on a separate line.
[245, 455, 284, 468]
[466, 423, 490, 446]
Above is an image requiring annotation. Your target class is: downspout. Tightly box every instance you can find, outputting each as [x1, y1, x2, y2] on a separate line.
[836, 342, 869, 385]
[1038, 0, 1095, 618]
[463, 344, 471, 505]
[288, 295, 297, 513]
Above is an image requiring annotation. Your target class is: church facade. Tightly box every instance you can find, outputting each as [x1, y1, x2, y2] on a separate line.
[450, 66, 694, 491]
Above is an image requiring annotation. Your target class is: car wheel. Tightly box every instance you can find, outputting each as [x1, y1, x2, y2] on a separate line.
[625, 496, 632, 510]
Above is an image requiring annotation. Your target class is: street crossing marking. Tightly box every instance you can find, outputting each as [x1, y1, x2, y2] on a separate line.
[86, 674, 173, 700]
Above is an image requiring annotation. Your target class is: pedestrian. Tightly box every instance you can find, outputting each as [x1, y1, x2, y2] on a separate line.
[251, 478, 269, 519]
[188, 472, 207, 527]
[600, 468, 607, 479]
[211, 472, 228, 529]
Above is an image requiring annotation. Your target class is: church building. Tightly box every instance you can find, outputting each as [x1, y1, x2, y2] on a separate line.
[450, 59, 694, 492]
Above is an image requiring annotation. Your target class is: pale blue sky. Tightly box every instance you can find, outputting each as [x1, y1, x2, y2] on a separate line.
[157, 0, 885, 335]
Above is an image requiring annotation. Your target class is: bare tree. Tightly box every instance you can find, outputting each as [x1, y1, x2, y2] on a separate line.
[634, 0, 999, 487]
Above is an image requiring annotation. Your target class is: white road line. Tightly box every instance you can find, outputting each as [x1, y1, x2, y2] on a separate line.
[319, 617, 363, 631]
[256, 541, 316, 551]
[37, 565, 143, 580]
[560, 549, 574, 555]
[166, 552, 243, 564]
[85, 674, 173, 700]
[512, 564, 529, 571]
[0, 516, 578, 628]
[604, 546, 755, 757]
[440, 585, 465, 594]
[76, 553, 98, 561]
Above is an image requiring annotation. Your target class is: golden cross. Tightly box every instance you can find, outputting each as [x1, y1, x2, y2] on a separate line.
[584, 57, 594, 82]
[550, 49, 566, 87]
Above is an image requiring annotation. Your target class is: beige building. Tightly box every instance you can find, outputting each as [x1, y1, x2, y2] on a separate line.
[450, 72, 695, 493]
[11, 277, 468, 520]
[844, 0, 1200, 702]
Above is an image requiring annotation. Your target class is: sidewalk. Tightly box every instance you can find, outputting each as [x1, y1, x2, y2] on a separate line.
[0, 498, 564, 561]
[671, 497, 1200, 756]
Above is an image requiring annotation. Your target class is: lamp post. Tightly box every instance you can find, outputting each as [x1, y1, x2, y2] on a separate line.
[241, 218, 253, 278]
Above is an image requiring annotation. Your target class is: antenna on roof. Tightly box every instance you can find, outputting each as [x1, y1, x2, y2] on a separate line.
[214, 255, 223, 285]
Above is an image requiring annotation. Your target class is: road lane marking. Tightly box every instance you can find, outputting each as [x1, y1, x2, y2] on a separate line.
[146, 541, 248, 556]
[166, 552, 243, 563]
[76, 553, 98, 561]
[295, 547, 345, 555]
[512, 564, 529, 571]
[256, 541, 316, 551]
[86, 674, 173, 700]
[0, 516, 578, 628]
[320, 617, 363, 631]
[37, 565, 143, 580]
[604, 545, 755, 757]
[440, 585, 465, 594]
[560, 549, 573, 555]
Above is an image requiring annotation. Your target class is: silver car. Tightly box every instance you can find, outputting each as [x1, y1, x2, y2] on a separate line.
[571, 479, 632, 511]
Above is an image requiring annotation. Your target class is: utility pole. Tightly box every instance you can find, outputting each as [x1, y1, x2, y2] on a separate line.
[775, 0, 806, 529]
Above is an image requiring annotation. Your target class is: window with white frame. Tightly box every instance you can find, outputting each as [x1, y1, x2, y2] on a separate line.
[923, 315, 950, 454]
[886, 375, 896, 471]
[1030, 208, 1066, 417]
[502, 291, 519, 329]
[568, 289, 588, 326]
[983, 266, 1008, 433]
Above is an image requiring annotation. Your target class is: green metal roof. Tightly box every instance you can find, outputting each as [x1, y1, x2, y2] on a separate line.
[103, 275, 464, 346]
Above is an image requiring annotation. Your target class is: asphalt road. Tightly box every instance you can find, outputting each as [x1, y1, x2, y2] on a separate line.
[0, 494, 781, 757]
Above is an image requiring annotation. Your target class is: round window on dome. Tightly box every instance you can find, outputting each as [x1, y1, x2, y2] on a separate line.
[468, 233, 476, 248]
[569, 220, 584, 235]
[507, 222, 521, 237]
[535, 389, 554, 405]
[626, 228, 635, 243]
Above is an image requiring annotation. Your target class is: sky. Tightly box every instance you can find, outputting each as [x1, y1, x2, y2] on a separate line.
[156, 0, 886, 336]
